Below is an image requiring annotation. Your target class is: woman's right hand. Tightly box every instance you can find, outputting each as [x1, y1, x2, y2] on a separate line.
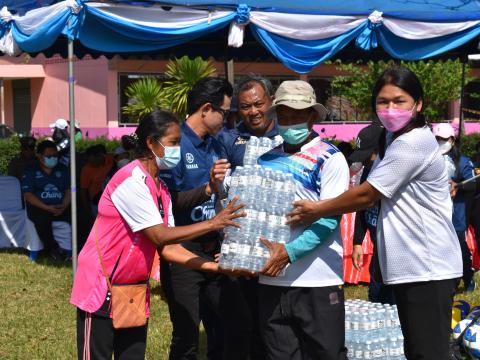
[210, 196, 245, 231]
[352, 244, 364, 272]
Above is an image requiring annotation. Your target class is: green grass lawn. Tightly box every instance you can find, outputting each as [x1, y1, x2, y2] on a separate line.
[1, 249, 479, 359]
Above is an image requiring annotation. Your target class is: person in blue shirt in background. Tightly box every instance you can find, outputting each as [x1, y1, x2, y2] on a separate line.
[433, 123, 477, 292]
[159, 77, 250, 360]
[22, 140, 71, 261]
[217, 74, 278, 360]
[218, 74, 278, 170]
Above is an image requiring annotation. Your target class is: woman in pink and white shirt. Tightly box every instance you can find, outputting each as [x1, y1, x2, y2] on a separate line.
[71, 110, 243, 360]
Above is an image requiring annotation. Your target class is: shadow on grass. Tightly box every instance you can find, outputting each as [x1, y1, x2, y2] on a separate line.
[0, 248, 72, 269]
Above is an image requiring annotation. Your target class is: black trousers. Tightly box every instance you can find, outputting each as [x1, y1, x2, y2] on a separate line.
[258, 284, 347, 360]
[392, 278, 457, 360]
[457, 230, 474, 287]
[161, 259, 251, 360]
[76, 309, 147, 360]
[27, 203, 70, 253]
[238, 277, 266, 360]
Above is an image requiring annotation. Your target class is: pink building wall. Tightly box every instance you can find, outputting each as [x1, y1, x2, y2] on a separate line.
[31, 56, 111, 137]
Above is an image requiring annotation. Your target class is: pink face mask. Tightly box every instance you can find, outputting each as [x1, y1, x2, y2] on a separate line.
[376, 104, 416, 133]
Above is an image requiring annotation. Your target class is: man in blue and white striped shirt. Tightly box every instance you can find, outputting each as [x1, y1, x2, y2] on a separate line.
[258, 80, 349, 360]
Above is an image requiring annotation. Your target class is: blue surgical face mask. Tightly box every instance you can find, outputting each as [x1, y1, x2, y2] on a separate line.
[152, 141, 181, 170]
[278, 122, 311, 145]
[44, 156, 58, 169]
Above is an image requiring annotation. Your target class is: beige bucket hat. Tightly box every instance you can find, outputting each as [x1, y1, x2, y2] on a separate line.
[268, 80, 327, 121]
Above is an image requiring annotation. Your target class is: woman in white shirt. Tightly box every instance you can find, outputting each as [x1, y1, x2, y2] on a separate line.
[287, 66, 462, 360]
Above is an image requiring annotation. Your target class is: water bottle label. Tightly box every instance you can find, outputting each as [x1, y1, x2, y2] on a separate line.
[344, 321, 351, 330]
[390, 348, 401, 356]
[262, 178, 273, 189]
[373, 349, 382, 357]
[253, 175, 263, 187]
[246, 208, 257, 218]
[370, 321, 377, 330]
[253, 246, 264, 257]
[351, 321, 359, 331]
[239, 244, 251, 255]
[230, 176, 239, 188]
[359, 322, 370, 331]
[221, 243, 229, 255]
[258, 211, 267, 222]
[240, 175, 248, 186]
[229, 243, 238, 253]
[347, 348, 354, 358]
[355, 350, 363, 358]
[364, 350, 372, 359]
[377, 319, 385, 328]
[386, 319, 392, 327]
[274, 181, 283, 191]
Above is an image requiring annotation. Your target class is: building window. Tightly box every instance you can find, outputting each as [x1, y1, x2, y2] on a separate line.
[118, 73, 165, 125]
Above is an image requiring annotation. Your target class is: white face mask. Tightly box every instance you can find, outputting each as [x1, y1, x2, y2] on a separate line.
[437, 140, 453, 155]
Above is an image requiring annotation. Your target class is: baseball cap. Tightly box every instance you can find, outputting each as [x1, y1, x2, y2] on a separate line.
[432, 123, 455, 139]
[49, 118, 69, 130]
[349, 124, 383, 164]
[267, 80, 327, 121]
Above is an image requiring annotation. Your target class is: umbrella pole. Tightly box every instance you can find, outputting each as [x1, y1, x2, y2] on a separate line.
[68, 37, 78, 276]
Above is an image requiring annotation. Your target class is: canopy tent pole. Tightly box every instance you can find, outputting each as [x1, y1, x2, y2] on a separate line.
[68, 37, 78, 276]
[0, 79, 5, 125]
[458, 58, 466, 140]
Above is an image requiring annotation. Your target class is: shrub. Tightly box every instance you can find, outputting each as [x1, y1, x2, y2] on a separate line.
[0, 136, 21, 175]
[0, 137, 121, 175]
[460, 133, 480, 160]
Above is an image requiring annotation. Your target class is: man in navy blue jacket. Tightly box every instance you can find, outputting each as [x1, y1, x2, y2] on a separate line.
[160, 77, 250, 360]
[217, 74, 278, 360]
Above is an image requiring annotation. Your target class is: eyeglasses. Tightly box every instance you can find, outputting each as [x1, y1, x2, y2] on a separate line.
[212, 106, 230, 119]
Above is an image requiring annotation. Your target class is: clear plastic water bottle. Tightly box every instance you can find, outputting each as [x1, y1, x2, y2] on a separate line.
[261, 168, 274, 191]
[219, 237, 232, 269]
[243, 136, 259, 165]
[258, 137, 273, 156]
[353, 339, 364, 360]
[372, 338, 381, 359]
[250, 236, 269, 272]
[235, 225, 253, 270]
[364, 340, 373, 360]
[283, 173, 296, 211]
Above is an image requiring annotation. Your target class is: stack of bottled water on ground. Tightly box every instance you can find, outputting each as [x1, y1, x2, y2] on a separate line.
[345, 299, 406, 360]
[219, 164, 295, 272]
[243, 135, 283, 165]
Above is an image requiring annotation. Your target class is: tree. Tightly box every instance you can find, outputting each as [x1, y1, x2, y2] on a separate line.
[330, 59, 474, 122]
[161, 56, 216, 119]
[121, 77, 166, 123]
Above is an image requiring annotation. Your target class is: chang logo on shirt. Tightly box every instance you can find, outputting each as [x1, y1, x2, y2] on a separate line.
[41, 184, 63, 200]
[191, 200, 216, 222]
[185, 152, 199, 169]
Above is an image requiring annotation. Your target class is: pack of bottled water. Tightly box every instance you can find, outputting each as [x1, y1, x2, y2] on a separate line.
[345, 299, 406, 360]
[243, 135, 283, 165]
[219, 164, 296, 273]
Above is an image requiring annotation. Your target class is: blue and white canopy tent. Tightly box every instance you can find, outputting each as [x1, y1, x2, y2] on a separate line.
[0, 0, 479, 272]
[1, 0, 480, 72]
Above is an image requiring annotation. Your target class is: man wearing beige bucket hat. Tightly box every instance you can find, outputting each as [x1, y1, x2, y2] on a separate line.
[257, 80, 349, 359]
